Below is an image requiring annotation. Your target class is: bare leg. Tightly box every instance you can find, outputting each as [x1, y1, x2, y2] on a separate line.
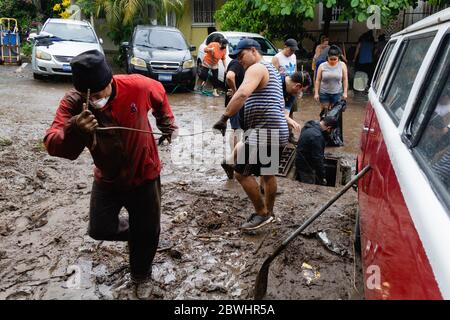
[259, 176, 265, 194]
[261, 175, 277, 214]
[235, 173, 268, 216]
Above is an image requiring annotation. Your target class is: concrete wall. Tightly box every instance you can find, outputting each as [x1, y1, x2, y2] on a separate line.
[93, 19, 118, 53]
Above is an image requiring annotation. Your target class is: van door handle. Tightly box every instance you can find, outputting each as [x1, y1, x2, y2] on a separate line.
[363, 127, 375, 133]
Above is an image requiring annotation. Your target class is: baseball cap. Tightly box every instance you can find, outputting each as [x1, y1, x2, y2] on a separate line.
[229, 38, 261, 59]
[285, 38, 299, 51]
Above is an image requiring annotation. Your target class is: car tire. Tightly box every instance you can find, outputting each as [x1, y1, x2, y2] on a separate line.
[187, 80, 195, 91]
[33, 73, 44, 80]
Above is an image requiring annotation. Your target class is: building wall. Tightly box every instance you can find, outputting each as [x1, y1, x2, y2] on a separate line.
[178, 0, 226, 57]
[93, 19, 118, 53]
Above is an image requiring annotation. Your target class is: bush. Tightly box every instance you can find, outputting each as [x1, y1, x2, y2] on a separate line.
[21, 41, 32, 57]
[0, 0, 38, 30]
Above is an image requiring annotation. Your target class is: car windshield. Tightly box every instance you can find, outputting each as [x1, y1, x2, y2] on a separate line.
[227, 36, 278, 56]
[42, 23, 97, 43]
[135, 29, 187, 50]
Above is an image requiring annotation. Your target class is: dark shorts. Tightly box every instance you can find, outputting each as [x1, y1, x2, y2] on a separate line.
[319, 92, 341, 104]
[198, 65, 219, 88]
[198, 65, 210, 81]
[230, 113, 241, 129]
[233, 143, 284, 177]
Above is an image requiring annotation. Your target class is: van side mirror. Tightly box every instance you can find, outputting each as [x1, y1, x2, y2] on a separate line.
[121, 42, 130, 49]
[190, 45, 196, 52]
[99, 38, 104, 45]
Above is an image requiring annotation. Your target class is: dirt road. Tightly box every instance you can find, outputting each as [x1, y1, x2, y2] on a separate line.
[0, 63, 365, 299]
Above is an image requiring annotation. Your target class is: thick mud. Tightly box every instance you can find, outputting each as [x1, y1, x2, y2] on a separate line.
[0, 64, 365, 300]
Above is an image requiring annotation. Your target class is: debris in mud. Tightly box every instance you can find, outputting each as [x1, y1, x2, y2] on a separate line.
[0, 65, 365, 299]
[316, 230, 349, 257]
[76, 183, 87, 190]
[0, 137, 12, 147]
[168, 249, 183, 260]
[301, 263, 321, 285]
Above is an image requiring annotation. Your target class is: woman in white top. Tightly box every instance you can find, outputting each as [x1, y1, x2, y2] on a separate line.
[272, 38, 298, 77]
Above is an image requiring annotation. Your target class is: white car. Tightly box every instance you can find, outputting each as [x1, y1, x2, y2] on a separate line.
[30, 19, 104, 79]
[197, 31, 278, 84]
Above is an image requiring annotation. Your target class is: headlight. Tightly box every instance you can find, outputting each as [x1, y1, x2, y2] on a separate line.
[183, 59, 194, 69]
[36, 49, 52, 61]
[131, 57, 147, 68]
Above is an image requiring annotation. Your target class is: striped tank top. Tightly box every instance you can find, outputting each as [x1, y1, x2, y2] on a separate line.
[244, 61, 289, 146]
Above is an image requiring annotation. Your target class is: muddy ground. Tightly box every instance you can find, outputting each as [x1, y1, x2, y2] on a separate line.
[0, 63, 366, 300]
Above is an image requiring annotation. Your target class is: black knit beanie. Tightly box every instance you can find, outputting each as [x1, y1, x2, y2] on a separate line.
[71, 50, 112, 94]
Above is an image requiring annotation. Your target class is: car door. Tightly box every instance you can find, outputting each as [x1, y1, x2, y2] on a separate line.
[359, 31, 440, 299]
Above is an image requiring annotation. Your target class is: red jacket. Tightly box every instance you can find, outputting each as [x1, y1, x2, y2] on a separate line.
[44, 74, 177, 189]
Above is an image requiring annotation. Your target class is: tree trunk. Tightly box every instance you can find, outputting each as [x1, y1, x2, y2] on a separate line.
[323, 7, 332, 36]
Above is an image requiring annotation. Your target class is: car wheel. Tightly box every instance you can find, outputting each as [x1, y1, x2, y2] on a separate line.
[33, 73, 44, 80]
[187, 80, 196, 91]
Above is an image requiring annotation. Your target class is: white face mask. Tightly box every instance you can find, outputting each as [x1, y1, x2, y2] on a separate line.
[92, 96, 110, 109]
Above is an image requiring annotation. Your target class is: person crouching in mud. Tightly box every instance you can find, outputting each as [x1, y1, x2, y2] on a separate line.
[43, 50, 178, 299]
[213, 39, 289, 231]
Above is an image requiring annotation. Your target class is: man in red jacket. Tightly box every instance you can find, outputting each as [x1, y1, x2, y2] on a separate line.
[44, 50, 177, 298]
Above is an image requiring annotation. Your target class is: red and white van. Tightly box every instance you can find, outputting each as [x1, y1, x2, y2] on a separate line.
[357, 8, 450, 299]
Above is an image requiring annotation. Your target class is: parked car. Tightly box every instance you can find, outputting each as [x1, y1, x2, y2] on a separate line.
[121, 25, 196, 90]
[29, 18, 104, 79]
[356, 8, 450, 299]
[197, 31, 278, 84]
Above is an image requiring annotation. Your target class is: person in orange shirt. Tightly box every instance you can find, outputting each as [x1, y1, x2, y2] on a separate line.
[197, 37, 228, 97]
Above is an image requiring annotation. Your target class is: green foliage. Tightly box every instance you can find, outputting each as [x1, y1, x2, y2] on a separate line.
[216, 0, 450, 41]
[0, 0, 38, 29]
[215, 0, 308, 41]
[93, 0, 185, 45]
[76, 0, 97, 17]
[22, 41, 33, 56]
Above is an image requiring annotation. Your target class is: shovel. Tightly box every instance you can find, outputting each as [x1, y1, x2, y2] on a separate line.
[254, 165, 371, 299]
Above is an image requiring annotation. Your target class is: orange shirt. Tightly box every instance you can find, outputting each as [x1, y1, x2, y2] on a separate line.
[203, 42, 226, 68]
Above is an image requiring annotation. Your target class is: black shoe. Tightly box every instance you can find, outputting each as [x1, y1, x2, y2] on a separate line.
[221, 161, 234, 179]
[240, 213, 274, 231]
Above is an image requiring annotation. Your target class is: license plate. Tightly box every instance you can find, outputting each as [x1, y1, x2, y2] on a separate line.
[158, 74, 172, 82]
[62, 64, 72, 72]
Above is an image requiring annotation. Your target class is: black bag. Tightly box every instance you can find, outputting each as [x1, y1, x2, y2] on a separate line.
[326, 99, 346, 147]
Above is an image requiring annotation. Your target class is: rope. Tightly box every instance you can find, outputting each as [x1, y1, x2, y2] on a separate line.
[96, 126, 215, 137]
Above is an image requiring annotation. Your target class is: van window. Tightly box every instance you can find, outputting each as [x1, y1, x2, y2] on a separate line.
[413, 36, 450, 199]
[409, 35, 450, 139]
[227, 37, 278, 56]
[382, 34, 435, 124]
[372, 41, 396, 93]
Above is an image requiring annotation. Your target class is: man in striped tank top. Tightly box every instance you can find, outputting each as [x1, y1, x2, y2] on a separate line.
[213, 39, 289, 231]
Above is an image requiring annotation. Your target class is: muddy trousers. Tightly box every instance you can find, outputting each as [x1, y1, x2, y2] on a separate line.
[88, 178, 161, 282]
